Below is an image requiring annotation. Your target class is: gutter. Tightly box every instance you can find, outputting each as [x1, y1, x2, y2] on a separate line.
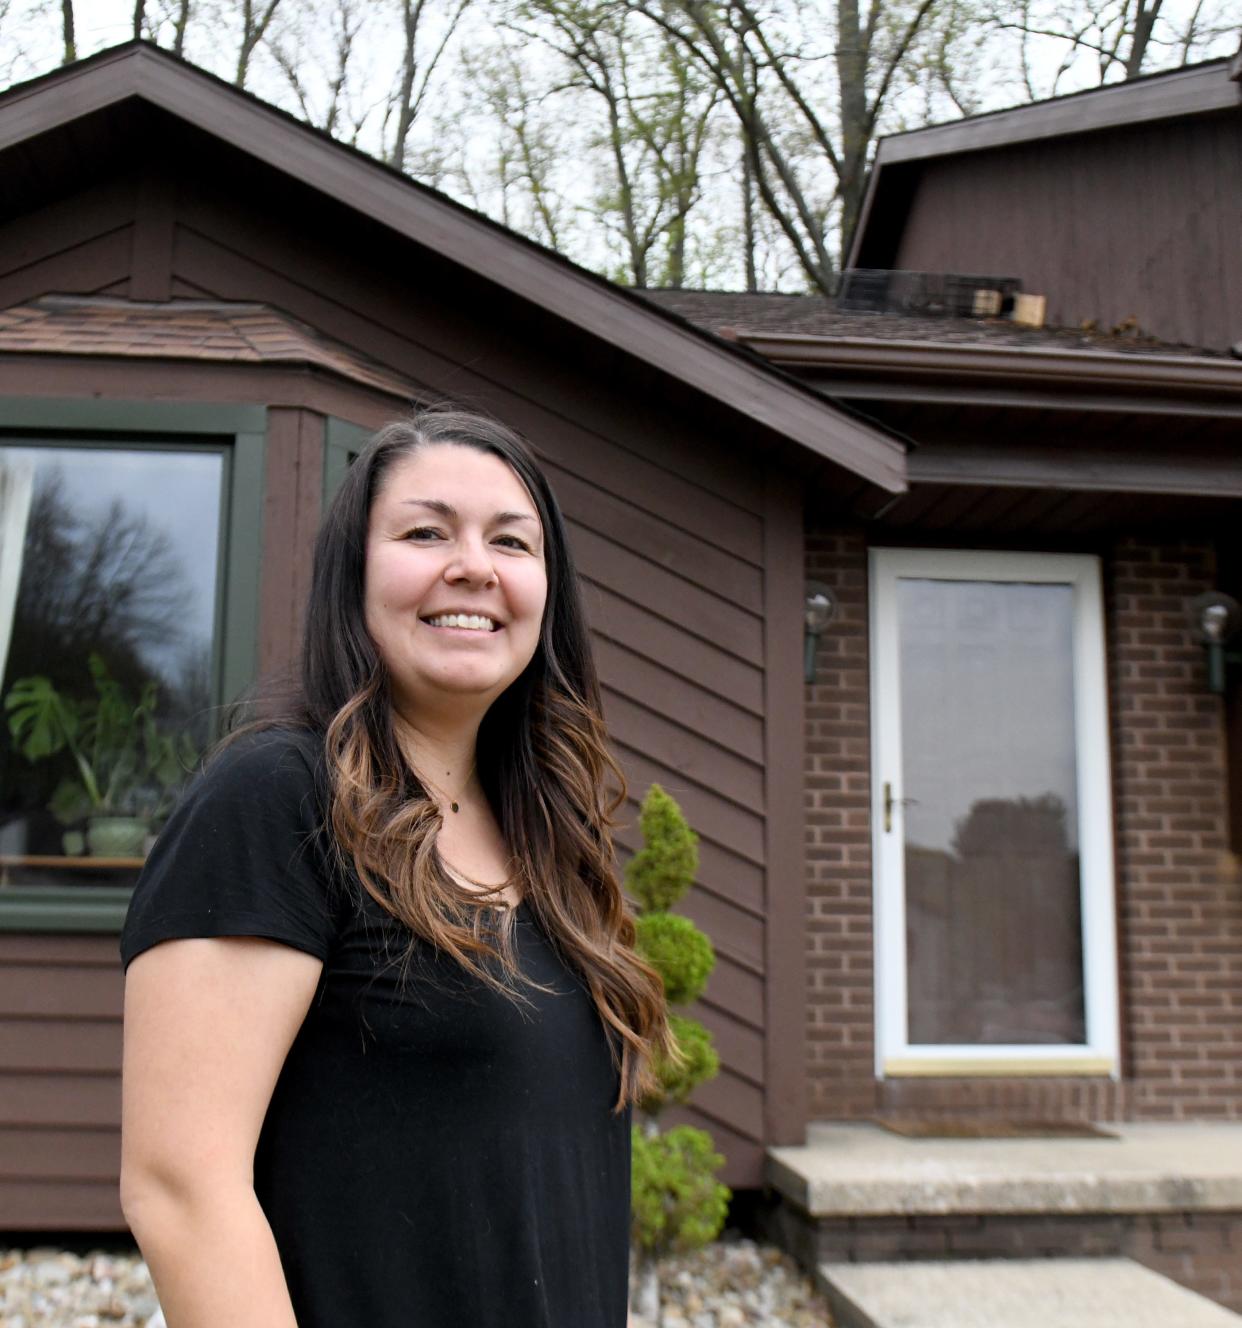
[732, 331, 1242, 404]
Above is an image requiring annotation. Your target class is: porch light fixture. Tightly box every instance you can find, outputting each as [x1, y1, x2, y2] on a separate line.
[805, 580, 837, 684]
[1189, 590, 1242, 694]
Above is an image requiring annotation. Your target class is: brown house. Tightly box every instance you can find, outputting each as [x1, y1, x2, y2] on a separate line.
[640, 53, 1242, 1313]
[2, 39, 1241, 1316]
[0, 39, 910, 1228]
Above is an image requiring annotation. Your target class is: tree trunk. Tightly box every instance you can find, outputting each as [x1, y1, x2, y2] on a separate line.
[61, 0, 76, 63]
[741, 139, 757, 292]
[173, 0, 190, 56]
[1125, 0, 1165, 78]
[835, 0, 867, 267]
[132, 0, 145, 39]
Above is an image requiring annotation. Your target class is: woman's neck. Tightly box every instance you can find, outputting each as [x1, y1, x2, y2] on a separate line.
[391, 709, 482, 803]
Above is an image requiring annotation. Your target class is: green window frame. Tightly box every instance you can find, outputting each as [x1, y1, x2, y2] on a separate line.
[0, 398, 266, 934]
[324, 416, 370, 503]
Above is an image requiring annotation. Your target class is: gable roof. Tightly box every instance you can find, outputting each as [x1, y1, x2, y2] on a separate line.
[849, 56, 1242, 269]
[0, 41, 905, 494]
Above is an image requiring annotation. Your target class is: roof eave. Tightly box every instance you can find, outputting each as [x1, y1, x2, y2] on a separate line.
[0, 43, 906, 494]
[735, 330, 1242, 405]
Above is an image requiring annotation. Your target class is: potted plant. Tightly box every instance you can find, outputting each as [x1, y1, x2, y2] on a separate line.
[5, 653, 196, 858]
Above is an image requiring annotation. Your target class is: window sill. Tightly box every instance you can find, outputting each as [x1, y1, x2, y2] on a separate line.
[883, 1055, 1117, 1078]
[0, 886, 131, 932]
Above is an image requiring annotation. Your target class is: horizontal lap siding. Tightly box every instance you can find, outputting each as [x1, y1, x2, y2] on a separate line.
[0, 136, 793, 1202]
[892, 111, 1242, 351]
[0, 937, 123, 1228]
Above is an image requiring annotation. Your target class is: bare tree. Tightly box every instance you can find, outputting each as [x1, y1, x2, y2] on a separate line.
[385, 0, 473, 169]
[510, 0, 720, 285]
[236, 0, 283, 87]
[269, 0, 373, 136]
[991, 0, 1237, 91]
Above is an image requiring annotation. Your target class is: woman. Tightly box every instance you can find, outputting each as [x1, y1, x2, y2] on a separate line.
[119, 408, 672, 1328]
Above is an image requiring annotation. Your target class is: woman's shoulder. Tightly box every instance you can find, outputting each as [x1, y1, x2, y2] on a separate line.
[201, 724, 325, 791]
[170, 724, 328, 836]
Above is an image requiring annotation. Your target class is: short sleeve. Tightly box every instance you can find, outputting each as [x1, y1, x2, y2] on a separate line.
[119, 728, 339, 971]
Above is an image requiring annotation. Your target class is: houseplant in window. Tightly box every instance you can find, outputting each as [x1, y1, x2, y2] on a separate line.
[5, 653, 195, 858]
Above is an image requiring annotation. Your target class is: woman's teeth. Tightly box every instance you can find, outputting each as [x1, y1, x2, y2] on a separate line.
[425, 614, 496, 631]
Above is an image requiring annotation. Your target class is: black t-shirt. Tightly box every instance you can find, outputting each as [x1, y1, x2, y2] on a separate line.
[119, 729, 632, 1328]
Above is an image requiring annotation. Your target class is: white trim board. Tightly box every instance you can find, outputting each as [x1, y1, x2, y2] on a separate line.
[868, 547, 1120, 1079]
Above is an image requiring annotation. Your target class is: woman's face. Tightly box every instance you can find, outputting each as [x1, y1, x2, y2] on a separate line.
[364, 443, 548, 718]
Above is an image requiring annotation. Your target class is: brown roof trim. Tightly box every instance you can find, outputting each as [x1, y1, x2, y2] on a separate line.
[848, 58, 1240, 269]
[734, 330, 1242, 410]
[875, 59, 1238, 165]
[0, 43, 905, 494]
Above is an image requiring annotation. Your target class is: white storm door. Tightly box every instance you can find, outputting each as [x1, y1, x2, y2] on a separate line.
[870, 549, 1120, 1078]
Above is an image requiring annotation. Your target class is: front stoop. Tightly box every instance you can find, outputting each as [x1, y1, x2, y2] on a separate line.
[818, 1258, 1242, 1328]
[763, 1123, 1242, 1314]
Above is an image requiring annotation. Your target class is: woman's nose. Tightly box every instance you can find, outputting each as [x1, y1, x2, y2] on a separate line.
[445, 533, 497, 583]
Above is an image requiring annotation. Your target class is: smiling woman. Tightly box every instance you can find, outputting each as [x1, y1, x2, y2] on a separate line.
[116, 407, 674, 1328]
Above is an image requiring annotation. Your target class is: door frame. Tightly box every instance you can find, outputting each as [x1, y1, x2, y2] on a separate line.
[869, 547, 1121, 1078]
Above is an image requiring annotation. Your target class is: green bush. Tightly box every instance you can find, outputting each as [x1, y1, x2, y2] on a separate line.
[644, 1012, 720, 1111]
[631, 1124, 730, 1258]
[625, 783, 699, 913]
[635, 912, 714, 1006]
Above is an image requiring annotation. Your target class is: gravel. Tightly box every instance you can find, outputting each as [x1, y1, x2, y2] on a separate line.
[1, 1236, 834, 1328]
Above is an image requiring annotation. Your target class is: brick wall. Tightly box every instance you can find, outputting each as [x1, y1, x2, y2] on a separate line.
[804, 529, 1242, 1122]
[761, 1203, 1242, 1313]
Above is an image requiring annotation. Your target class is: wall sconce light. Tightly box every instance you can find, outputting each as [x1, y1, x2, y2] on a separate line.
[805, 580, 837, 684]
[1188, 590, 1242, 694]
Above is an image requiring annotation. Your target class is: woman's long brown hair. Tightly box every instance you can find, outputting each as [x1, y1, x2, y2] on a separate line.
[261, 408, 673, 1110]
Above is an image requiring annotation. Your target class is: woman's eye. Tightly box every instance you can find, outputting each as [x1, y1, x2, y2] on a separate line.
[404, 527, 441, 541]
[496, 535, 531, 551]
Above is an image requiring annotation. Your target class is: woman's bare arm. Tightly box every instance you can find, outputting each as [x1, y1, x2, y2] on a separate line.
[121, 936, 324, 1328]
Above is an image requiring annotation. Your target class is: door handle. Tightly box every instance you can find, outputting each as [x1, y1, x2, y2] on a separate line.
[883, 782, 918, 833]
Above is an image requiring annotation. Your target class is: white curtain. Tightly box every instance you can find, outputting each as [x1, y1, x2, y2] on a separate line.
[0, 455, 35, 687]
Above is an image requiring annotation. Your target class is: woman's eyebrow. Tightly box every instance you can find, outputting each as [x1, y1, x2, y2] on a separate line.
[400, 497, 538, 526]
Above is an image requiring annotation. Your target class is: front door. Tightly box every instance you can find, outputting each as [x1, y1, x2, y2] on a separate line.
[870, 548, 1120, 1078]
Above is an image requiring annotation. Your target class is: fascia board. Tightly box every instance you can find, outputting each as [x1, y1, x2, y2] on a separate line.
[0, 45, 907, 493]
[735, 332, 1242, 399]
[872, 60, 1239, 166]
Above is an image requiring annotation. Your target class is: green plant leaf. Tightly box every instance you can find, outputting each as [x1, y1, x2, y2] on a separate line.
[630, 1123, 729, 1257]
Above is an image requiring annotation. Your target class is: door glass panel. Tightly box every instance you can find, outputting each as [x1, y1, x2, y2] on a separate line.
[898, 577, 1086, 1045]
[0, 444, 223, 887]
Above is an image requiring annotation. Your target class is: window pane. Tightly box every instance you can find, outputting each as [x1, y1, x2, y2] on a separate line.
[0, 445, 223, 886]
[899, 578, 1086, 1046]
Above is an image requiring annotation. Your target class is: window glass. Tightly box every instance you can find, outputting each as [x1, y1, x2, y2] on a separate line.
[899, 577, 1086, 1046]
[0, 444, 224, 887]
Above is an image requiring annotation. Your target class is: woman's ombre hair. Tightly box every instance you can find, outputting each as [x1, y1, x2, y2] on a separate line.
[289, 406, 671, 1109]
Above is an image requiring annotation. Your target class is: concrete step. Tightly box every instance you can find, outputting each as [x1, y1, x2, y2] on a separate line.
[819, 1257, 1242, 1328]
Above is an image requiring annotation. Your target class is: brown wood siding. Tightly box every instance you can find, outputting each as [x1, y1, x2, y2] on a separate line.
[0, 121, 810, 1211]
[887, 110, 1242, 351]
[259, 406, 326, 672]
[0, 936, 124, 1228]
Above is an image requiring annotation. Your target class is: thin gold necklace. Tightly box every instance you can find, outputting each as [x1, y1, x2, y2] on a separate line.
[413, 757, 477, 814]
